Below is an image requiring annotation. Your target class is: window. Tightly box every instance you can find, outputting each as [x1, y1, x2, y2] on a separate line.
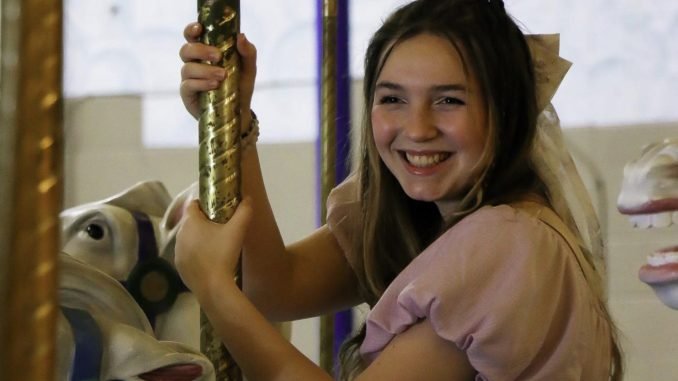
[63, 0, 678, 148]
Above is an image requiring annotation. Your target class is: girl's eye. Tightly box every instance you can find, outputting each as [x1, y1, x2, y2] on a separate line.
[438, 97, 465, 105]
[378, 96, 401, 104]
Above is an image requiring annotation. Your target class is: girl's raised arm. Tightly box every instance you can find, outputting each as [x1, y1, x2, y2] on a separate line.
[177, 22, 361, 321]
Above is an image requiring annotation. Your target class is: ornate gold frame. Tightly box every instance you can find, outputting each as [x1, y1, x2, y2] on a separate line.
[0, 0, 63, 380]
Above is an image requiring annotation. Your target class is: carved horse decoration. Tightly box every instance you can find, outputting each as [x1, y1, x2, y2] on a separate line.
[617, 137, 678, 309]
[58, 253, 215, 381]
[60, 180, 200, 348]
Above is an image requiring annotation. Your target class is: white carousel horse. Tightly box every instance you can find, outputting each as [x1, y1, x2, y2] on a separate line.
[58, 253, 215, 381]
[60, 180, 201, 348]
[617, 137, 678, 309]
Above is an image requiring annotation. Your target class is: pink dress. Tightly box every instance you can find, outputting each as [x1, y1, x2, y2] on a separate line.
[327, 178, 612, 380]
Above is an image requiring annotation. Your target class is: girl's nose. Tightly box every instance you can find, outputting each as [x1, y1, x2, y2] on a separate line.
[404, 107, 437, 141]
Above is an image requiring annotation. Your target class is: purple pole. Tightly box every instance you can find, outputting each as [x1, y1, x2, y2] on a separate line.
[316, 0, 352, 371]
[333, 0, 352, 363]
[335, 0, 350, 182]
[316, 0, 322, 226]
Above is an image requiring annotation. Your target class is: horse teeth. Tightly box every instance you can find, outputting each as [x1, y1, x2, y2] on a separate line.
[630, 214, 651, 229]
[629, 212, 678, 229]
[647, 252, 678, 267]
[650, 212, 673, 228]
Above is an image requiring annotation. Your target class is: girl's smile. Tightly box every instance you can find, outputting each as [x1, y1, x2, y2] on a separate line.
[400, 150, 452, 174]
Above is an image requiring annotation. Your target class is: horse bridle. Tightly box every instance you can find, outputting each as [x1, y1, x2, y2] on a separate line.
[121, 210, 188, 328]
[61, 306, 103, 381]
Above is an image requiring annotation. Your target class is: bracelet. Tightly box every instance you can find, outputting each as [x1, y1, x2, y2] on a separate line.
[240, 110, 260, 149]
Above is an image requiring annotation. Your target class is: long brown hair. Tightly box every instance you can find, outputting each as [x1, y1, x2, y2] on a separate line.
[339, 0, 623, 379]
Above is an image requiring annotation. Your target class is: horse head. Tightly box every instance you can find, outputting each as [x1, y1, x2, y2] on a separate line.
[60, 180, 200, 347]
[618, 137, 678, 309]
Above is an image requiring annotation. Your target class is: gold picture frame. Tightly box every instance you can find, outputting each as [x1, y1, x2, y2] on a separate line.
[0, 0, 63, 380]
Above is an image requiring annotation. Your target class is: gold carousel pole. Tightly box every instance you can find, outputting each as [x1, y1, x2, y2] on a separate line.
[197, 0, 243, 380]
[319, 0, 338, 373]
[0, 0, 63, 380]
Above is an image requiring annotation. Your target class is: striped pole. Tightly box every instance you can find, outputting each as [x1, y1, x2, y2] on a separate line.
[197, 0, 243, 380]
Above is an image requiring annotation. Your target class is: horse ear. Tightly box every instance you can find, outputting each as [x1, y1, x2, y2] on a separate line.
[105, 180, 172, 219]
[161, 182, 198, 232]
[159, 182, 198, 261]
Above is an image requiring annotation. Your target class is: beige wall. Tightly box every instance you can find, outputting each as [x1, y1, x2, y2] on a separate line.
[566, 125, 678, 380]
[64, 95, 678, 379]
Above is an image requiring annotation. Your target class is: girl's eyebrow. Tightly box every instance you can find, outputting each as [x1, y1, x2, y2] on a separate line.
[375, 81, 468, 92]
[432, 84, 467, 92]
[375, 81, 403, 91]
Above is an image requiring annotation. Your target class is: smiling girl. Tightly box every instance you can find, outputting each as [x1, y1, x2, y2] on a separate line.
[176, 1, 623, 380]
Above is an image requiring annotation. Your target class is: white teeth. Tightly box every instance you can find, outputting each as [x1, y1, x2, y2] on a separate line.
[629, 214, 652, 228]
[647, 251, 678, 267]
[651, 212, 673, 228]
[405, 153, 448, 168]
[629, 213, 675, 229]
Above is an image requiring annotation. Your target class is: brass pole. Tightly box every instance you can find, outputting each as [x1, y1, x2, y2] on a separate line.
[198, 0, 242, 223]
[197, 0, 243, 380]
[319, 0, 338, 373]
[1, 0, 63, 380]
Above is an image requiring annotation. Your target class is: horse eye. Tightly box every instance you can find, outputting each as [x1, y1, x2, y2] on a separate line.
[85, 224, 105, 240]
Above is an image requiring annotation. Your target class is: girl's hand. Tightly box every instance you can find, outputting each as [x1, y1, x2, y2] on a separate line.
[179, 21, 258, 125]
[174, 198, 253, 299]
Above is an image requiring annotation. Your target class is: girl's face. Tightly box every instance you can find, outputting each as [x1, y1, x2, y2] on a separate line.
[371, 33, 488, 216]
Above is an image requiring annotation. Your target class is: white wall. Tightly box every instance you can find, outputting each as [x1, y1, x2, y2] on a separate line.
[64, 95, 678, 379]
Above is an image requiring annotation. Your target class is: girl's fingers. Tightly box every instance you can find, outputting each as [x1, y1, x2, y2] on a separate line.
[180, 78, 220, 119]
[180, 32, 259, 120]
[180, 78, 220, 96]
[183, 22, 203, 43]
[179, 42, 222, 63]
[181, 62, 225, 82]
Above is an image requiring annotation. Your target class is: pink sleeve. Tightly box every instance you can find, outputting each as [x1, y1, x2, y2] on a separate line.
[325, 175, 362, 272]
[362, 206, 597, 379]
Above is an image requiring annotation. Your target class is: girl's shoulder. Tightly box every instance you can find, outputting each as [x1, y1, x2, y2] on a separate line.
[408, 201, 578, 287]
[463, 199, 551, 221]
[440, 201, 558, 245]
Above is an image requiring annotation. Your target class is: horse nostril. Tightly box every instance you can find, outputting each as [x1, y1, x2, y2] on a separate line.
[86, 224, 105, 240]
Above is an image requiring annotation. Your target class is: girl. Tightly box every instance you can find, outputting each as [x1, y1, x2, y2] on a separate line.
[176, 0, 623, 379]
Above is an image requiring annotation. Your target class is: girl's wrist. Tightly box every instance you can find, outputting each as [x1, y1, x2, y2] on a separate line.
[193, 273, 240, 310]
